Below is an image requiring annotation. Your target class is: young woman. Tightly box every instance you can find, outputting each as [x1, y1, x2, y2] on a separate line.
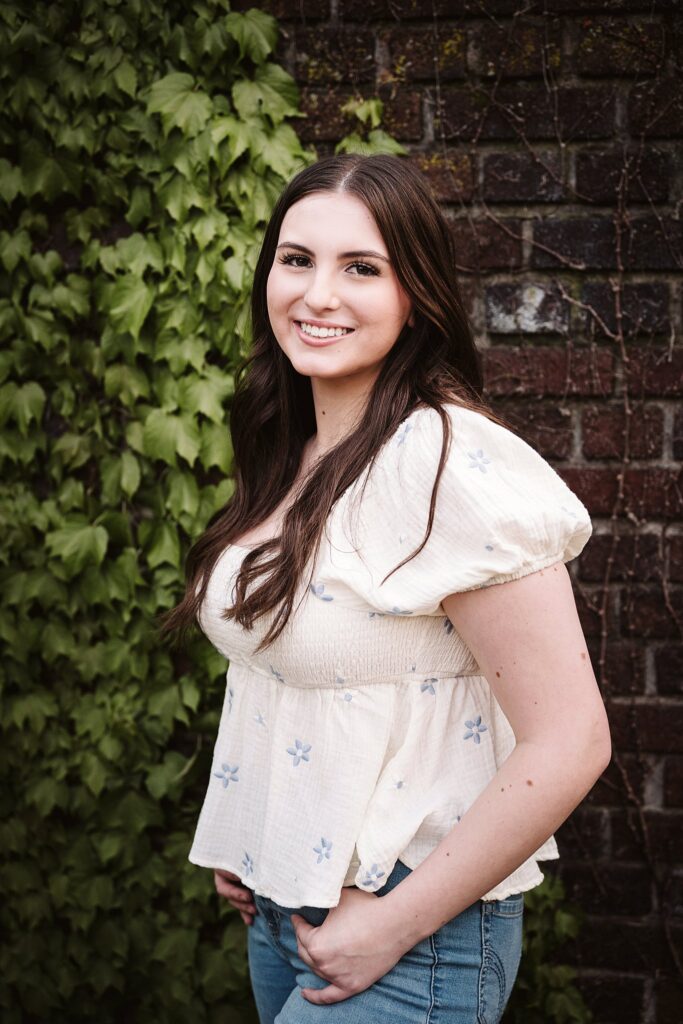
[163, 154, 611, 1023]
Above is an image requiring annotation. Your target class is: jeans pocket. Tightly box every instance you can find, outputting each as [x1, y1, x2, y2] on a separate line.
[478, 898, 524, 1024]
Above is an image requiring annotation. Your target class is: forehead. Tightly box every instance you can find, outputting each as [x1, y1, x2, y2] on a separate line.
[279, 192, 387, 251]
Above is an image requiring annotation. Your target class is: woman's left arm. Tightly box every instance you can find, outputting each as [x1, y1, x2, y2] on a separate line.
[292, 561, 611, 1004]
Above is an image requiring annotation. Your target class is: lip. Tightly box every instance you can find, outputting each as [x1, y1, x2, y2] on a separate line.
[293, 320, 355, 347]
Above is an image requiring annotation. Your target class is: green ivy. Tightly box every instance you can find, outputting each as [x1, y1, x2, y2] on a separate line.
[0, 1, 591, 1020]
[0, 2, 311, 1020]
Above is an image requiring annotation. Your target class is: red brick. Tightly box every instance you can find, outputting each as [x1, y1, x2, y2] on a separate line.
[483, 347, 614, 398]
[574, 583, 604, 637]
[581, 283, 671, 339]
[493, 401, 574, 459]
[579, 533, 661, 582]
[669, 538, 683, 582]
[575, 974, 646, 1024]
[555, 806, 610, 859]
[581, 404, 663, 459]
[295, 86, 422, 141]
[564, 916, 681, 972]
[381, 88, 423, 141]
[656, 977, 683, 1024]
[583, 750, 647, 804]
[231, 0, 325, 17]
[575, 17, 666, 76]
[450, 218, 523, 272]
[410, 152, 474, 203]
[560, 468, 683, 519]
[470, 18, 562, 79]
[383, 26, 466, 82]
[437, 84, 616, 142]
[575, 147, 672, 203]
[663, 756, 683, 808]
[655, 646, 683, 696]
[610, 806, 654, 861]
[608, 699, 683, 753]
[532, 216, 683, 271]
[482, 150, 566, 203]
[560, 468, 620, 514]
[590, 638, 647, 695]
[293, 28, 375, 85]
[558, 861, 653, 915]
[622, 470, 683, 520]
[629, 79, 683, 138]
[675, 408, 683, 461]
[621, 584, 683, 639]
[625, 348, 683, 398]
[485, 282, 570, 334]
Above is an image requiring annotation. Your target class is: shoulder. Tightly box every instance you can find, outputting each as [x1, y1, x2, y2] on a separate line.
[395, 401, 542, 478]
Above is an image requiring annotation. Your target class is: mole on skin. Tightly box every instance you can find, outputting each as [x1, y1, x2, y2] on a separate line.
[526, 780, 533, 786]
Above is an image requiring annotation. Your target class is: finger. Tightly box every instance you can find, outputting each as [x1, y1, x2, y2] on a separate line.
[240, 910, 254, 926]
[301, 984, 350, 1005]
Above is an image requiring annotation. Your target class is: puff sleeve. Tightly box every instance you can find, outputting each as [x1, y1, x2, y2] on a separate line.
[325, 403, 592, 616]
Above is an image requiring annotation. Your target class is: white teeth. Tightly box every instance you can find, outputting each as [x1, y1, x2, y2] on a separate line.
[299, 322, 351, 338]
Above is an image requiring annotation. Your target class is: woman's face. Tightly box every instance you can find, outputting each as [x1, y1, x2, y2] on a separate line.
[266, 191, 413, 386]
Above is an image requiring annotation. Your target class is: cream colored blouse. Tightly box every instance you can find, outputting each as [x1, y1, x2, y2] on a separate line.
[189, 403, 592, 909]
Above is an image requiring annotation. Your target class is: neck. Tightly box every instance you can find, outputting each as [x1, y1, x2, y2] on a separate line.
[308, 373, 376, 457]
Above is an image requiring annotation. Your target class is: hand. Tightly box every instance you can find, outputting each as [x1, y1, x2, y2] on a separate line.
[214, 868, 256, 926]
[290, 885, 408, 1005]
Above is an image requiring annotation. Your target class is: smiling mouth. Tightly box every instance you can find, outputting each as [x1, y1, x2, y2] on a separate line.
[296, 320, 355, 339]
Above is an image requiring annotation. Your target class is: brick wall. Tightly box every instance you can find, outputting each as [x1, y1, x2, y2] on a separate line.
[235, 1, 683, 1020]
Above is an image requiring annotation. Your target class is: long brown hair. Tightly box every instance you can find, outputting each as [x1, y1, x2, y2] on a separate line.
[160, 154, 496, 650]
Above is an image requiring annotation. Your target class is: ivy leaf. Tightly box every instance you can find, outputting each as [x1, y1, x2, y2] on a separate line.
[0, 159, 22, 203]
[166, 468, 200, 519]
[113, 58, 137, 97]
[0, 229, 32, 272]
[225, 10, 278, 64]
[144, 521, 180, 569]
[142, 408, 201, 466]
[146, 72, 213, 138]
[199, 421, 232, 473]
[99, 275, 154, 340]
[120, 451, 141, 498]
[146, 751, 187, 799]
[252, 123, 304, 177]
[45, 521, 109, 577]
[232, 64, 300, 126]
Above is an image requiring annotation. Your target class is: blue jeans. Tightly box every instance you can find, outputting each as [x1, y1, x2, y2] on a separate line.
[247, 860, 524, 1023]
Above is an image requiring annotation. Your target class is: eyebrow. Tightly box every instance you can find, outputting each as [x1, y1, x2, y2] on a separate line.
[276, 241, 390, 263]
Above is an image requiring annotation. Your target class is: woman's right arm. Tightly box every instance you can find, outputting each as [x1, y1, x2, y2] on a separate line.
[214, 869, 256, 925]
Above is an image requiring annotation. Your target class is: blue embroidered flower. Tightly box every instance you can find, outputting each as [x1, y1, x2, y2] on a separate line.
[368, 611, 386, 619]
[242, 852, 254, 876]
[396, 421, 413, 446]
[398, 533, 407, 545]
[394, 779, 406, 790]
[468, 449, 491, 473]
[560, 503, 580, 520]
[313, 837, 333, 863]
[334, 672, 345, 686]
[362, 864, 386, 889]
[287, 739, 312, 766]
[485, 543, 495, 552]
[421, 678, 437, 695]
[443, 617, 454, 634]
[388, 607, 413, 616]
[463, 716, 488, 744]
[270, 664, 285, 684]
[227, 687, 234, 713]
[310, 582, 333, 601]
[340, 691, 353, 702]
[254, 710, 266, 727]
[213, 763, 239, 788]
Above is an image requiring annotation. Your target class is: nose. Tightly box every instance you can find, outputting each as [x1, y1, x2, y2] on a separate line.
[304, 268, 340, 313]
